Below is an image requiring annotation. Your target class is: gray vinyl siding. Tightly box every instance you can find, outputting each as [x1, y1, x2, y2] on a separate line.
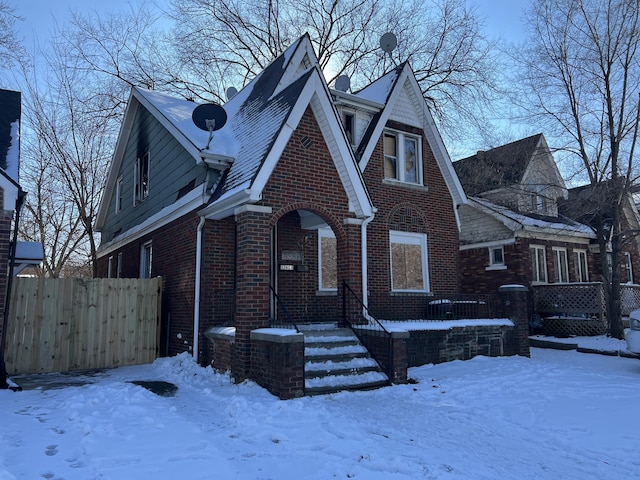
[100, 106, 212, 243]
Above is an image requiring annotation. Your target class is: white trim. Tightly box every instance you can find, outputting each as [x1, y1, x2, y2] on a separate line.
[488, 245, 505, 268]
[383, 128, 423, 185]
[96, 186, 208, 258]
[234, 204, 273, 216]
[460, 238, 516, 251]
[552, 247, 570, 283]
[530, 244, 548, 284]
[139, 241, 153, 278]
[574, 248, 589, 282]
[389, 230, 430, 293]
[317, 227, 337, 291]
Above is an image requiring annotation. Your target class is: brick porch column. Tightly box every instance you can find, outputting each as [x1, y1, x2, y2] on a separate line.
[339, 219, 364, 323]
[233, 205, 273, 381]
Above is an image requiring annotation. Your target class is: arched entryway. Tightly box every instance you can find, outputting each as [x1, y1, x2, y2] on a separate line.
[270, 209, 344, 327]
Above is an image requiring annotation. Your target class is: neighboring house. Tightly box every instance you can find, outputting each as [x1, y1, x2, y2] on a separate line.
[95, 34, 467, 381]
[0, 89, 44, 382]
[453, 134, 596, 294]
[560, 181, 640, 286]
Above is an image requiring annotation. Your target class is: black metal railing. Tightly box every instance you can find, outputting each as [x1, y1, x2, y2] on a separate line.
[269, 286, 301, 333]
[342, 281, 393, 381]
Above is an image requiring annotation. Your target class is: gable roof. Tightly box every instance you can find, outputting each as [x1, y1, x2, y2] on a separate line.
[454, 133, 545, 196]
[463, 196, 595, 245]
[200, 34, 373, 219]
[97, 34, 373, 227]
[352, 63, 467, 208]
[0, 88, 20, 182]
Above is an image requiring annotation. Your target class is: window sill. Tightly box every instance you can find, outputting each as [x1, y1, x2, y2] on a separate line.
[486, 265, 507, 271]
[390, 291, 432, 296]
[382, 179, 428, 192]
[316, 290, 337, 296]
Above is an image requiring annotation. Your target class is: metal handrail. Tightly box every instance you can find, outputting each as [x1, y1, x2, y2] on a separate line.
[342, 281, 390, 334]
[269, 286, 301, 333]
[342, 281, 393, 381]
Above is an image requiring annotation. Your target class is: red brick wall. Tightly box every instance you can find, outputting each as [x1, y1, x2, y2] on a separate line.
[96, 210, 202, 358]
[460, 238, 597, 294]
[363, 120, 460, 318]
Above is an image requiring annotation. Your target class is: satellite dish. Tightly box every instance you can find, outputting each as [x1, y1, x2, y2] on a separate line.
[335, 75, 350, 92]
[380, 32, 397, 54]
[226, 86, 238, 101]
[192, 103, 227, 132]
[192, 103, 227, 150]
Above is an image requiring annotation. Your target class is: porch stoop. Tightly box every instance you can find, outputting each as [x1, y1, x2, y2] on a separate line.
[300, 323, 390, 395]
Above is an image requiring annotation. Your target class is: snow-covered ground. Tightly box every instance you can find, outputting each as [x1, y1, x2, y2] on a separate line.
[1, 346, 639, 480]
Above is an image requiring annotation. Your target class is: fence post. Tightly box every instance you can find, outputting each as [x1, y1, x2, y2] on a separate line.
[499, 285, 531, 357]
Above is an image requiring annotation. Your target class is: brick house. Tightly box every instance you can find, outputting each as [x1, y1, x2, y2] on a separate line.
[453, 134, 596, 294]
[95, 35, 473, 396]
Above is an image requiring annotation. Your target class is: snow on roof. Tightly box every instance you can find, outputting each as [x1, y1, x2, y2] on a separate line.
[5, 120, 19, 182]
[134, 88, 240, 158]
[15, 241, 44, 262]
[354, 67, 400, 104]
[471, 196, 595, 236]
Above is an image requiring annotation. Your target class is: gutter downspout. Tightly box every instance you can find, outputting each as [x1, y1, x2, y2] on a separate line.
[193, 215, 206, 361]
[361, 212, 375, 314]
[0, 188, 26, 390]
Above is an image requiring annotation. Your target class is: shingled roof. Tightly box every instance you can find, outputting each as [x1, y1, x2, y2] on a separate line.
[453, 133, 544, 196]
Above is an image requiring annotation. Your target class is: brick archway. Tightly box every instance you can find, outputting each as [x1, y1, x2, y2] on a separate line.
[270, 205, 348, 326]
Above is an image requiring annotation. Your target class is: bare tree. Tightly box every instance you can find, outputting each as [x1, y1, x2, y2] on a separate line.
[516, 0, 640, 338]
[0, 0, 23, 75]
[169, 0, 500, 142]
[18, 40, 115, 277]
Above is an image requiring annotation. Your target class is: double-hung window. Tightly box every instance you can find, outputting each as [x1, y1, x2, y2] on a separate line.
[574, 249, 589, 282]
[625, 252, 634, 284]
[487, 246, 506, 270]
[530, 245, 547, 284]
[134, 152, 150, 204]
[140, 242, 152, 278]
[552, 247, 569, 283]
[390, 231, 429, 292]
[318, 228, 337, 291]
[383, 130, 421, 184]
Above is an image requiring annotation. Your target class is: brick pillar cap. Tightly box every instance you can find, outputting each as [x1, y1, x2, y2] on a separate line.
[499, 284, 528, 293]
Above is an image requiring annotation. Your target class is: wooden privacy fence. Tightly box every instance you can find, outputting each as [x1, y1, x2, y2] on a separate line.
[4, 277, 162, 375]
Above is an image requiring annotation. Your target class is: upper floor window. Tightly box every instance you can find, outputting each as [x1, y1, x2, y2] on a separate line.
[134, 152, 149, 205]
[530, 245, 547, 284]
[528, 182, 546, 212]
[390, 230, 429, 292]
[574, 249, 589, 282]
[383, 130, 422, 185]
[342, 110, 356, 147]
[318, 228, 337, 291]
[552, 247, 569, 283]
[115, 176, 124, 213]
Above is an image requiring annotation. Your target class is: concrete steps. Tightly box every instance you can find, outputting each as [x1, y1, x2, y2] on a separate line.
[300, 324, 389, 395]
